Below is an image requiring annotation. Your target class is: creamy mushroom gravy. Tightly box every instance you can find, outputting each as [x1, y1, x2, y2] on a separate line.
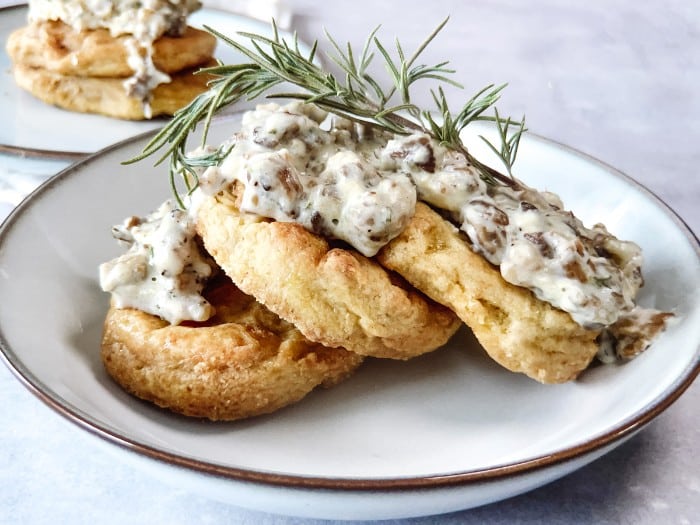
[99, 200, 214, 325]
[193, 103, 417, 257]
[596, 307, 674, 363]
[28, 0, 202, 117]
[101, 101, 670, 361]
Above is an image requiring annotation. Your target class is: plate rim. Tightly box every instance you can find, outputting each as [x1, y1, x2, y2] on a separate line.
[0, 120, 699, 491]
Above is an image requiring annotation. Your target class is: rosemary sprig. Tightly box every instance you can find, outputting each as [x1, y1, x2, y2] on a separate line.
[479, 108, 527, 178]
[128, 18, 525, 191]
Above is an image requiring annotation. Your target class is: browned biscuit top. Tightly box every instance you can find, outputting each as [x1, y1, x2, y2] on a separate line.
[6, 21, 216, 77]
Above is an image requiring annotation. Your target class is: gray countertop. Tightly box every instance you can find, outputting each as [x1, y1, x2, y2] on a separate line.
[1, 1, 698, 524]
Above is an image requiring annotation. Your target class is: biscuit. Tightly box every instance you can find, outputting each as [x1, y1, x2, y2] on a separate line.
[101, 276, 363, 421]
[6, 21, 216, 77]
[194, 185, 461, 360]
[11, 61, 214, 120]
[377, 202, 600, 383]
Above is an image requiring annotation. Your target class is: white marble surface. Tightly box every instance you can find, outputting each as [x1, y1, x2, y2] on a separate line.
[0, 1, 698, 524]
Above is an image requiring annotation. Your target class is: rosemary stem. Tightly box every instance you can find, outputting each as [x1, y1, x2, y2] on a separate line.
[130, 18, 526, 197]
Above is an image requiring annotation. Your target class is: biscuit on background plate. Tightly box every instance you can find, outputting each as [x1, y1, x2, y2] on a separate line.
[12, 60, 215, 120]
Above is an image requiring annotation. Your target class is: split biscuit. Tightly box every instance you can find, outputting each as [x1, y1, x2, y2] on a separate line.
[195, 184, 461, 360]
[101, 276, 363, 421]
[6, 21, 216, 77]
[377, 202, 600, 383]
[12, 61, 214, 120]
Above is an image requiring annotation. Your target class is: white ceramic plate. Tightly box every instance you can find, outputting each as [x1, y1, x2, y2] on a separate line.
[0, 116, 698, 521]
[0, 4, 307, 159]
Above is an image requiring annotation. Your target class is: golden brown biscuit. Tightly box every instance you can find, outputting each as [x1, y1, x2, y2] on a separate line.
[195, 185, 461, 360]
[377, 202, 600, 383]
[6, 21, 216, 77]
[101, 276, 363, 421]
[11, 61, 214, 120]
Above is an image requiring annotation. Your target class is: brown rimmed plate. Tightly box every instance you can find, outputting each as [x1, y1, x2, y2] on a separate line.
[0, 116, 698, 520]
